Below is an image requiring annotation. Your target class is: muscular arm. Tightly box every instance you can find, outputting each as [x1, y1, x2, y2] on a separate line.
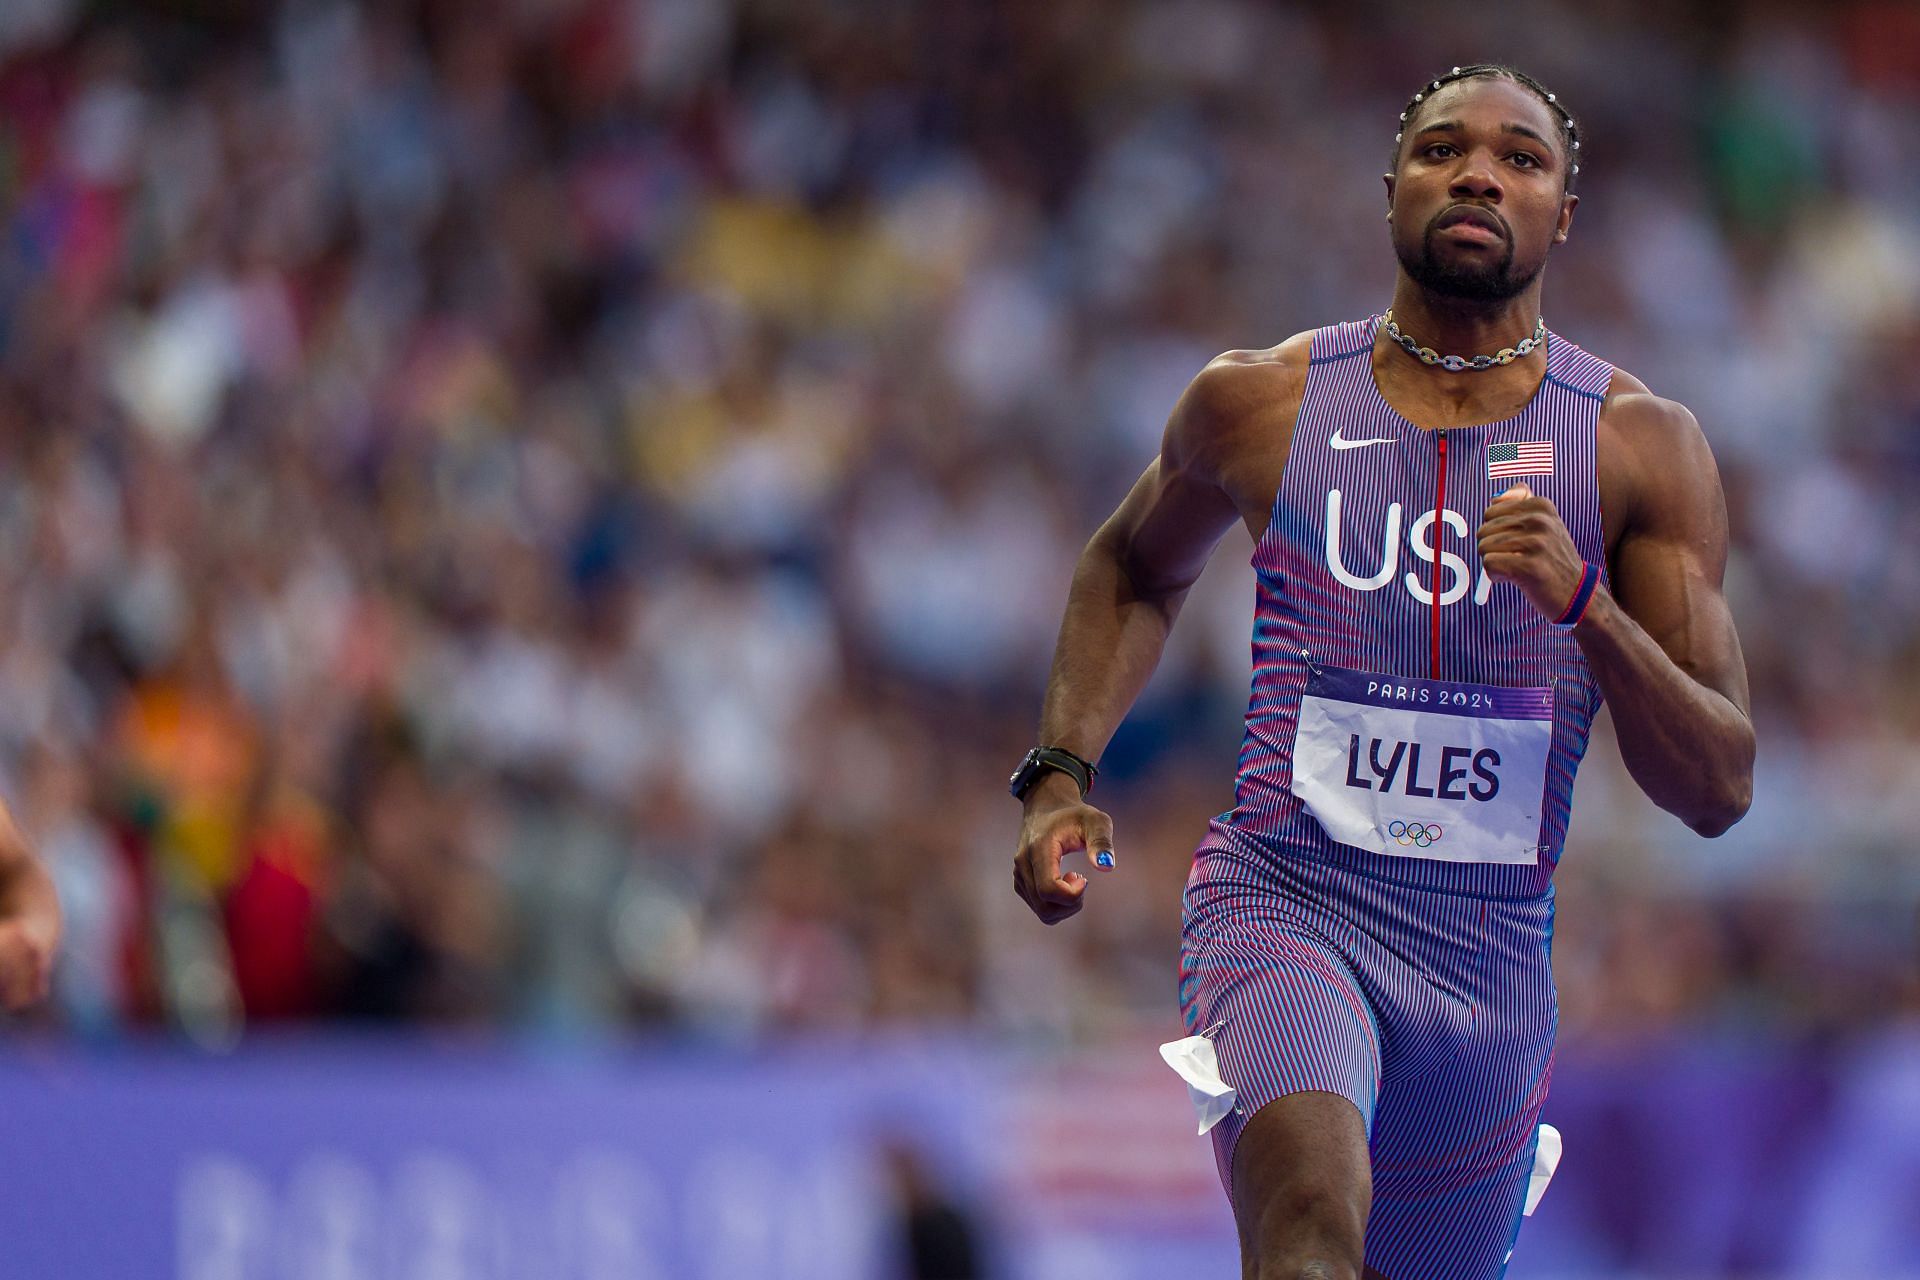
[1581, 395, 1754, 836]
[1012, 352, 1296, 922]
[1481, 390, 1754, 837]
[1032, 354, 1284, 781]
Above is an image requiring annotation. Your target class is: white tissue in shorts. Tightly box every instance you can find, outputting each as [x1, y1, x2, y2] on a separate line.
[1524, 1123, 1563, 1216]
[1158, 1034, 1238, 1136]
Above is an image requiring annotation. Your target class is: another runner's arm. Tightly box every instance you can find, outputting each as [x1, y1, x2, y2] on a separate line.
[1027, 359, 1259, 797]
[1582, 395, 1755, 837]
[0, 795, 57, 1010]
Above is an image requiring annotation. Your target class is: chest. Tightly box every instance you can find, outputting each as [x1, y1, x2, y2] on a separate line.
[1237, 396, 1629, 563]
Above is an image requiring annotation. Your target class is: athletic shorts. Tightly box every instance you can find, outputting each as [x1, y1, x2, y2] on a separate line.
[1177, 844, 1557, 1280]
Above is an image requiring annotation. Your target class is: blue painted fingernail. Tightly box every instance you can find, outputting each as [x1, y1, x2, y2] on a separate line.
[1095, 851, 1115, 869]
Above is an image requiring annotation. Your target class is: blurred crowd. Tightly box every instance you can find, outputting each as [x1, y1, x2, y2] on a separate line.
[0, 0, 1914, 1047]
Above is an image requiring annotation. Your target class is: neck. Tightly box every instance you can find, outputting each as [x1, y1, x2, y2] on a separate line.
[1385, 278, 1544, 358]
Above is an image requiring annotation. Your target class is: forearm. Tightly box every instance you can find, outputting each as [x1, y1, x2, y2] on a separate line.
[1035, 530, 1188, 764]
[1575, 590, 1754, 836]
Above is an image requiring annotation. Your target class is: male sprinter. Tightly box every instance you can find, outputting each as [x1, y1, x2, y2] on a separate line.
[1009, 65, 1753, 1280]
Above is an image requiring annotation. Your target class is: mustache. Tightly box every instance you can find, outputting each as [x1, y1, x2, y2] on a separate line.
[1425, 202, 1514, 242]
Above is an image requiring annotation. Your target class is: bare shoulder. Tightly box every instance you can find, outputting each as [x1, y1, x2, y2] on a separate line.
[1167, 331, 1315, 473]
[1597, 366, 1724, 537]
[1189, 332, 1315, 409]
[1601, 367, 1706, 444]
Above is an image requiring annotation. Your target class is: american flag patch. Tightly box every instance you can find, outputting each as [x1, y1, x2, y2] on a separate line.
[1488, 440, 1554, 479]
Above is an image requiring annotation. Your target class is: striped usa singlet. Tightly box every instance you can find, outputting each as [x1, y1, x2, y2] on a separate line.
[1176, 315, 1614, 1279]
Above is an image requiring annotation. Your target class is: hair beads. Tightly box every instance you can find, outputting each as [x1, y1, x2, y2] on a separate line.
[1392, 64, 1582, 184]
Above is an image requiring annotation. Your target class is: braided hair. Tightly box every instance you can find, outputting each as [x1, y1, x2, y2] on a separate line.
[1391, 64, 1581, 191]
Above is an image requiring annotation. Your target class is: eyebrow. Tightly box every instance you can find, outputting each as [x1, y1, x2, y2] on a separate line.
[1412, 119, 1559, 156]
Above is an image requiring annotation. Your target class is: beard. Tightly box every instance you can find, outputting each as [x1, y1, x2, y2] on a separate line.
[1396, 210, 1542, 302]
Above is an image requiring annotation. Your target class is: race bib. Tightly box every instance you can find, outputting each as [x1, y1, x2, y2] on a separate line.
[1292, 662, 1553, 864]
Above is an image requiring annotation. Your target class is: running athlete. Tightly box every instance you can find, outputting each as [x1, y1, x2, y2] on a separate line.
[1010, 65, 1754, 1280]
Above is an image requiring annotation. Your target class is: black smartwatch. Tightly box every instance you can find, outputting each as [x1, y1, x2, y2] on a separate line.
[1008, 746, 1098, 801]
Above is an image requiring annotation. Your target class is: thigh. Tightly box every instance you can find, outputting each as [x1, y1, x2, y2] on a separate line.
[1178, 915, 1384, 1197]
[1360, 1035, 1549, 1280]
[1363, 1108, 1542, 1280]
[1358, 899, 1558, 1280]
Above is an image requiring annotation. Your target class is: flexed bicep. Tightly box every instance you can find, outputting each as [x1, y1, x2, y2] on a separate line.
[1025, 345, 1308, 837]
[1106, 348, 1307, 602]
[1103, 456, 1239, 606]
[1606, 397, 1751, 716]
[1583, 390, 1754, 835]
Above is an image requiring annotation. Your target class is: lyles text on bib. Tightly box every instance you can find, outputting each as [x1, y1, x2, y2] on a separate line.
[1291, 661, 1553, 864]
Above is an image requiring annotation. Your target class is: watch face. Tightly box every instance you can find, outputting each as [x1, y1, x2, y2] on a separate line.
[1009, 750, 1042, 797]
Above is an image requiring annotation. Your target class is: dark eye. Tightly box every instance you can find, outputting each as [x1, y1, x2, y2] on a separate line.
[1423, 143, 1457, 159]
[1510, 151, 1541, 169]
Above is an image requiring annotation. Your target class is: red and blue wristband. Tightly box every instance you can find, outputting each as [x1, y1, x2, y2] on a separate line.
[1551, 561, 1601, 630]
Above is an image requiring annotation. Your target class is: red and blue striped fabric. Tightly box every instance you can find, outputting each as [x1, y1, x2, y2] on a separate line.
[1177, 315, 1613, 1278]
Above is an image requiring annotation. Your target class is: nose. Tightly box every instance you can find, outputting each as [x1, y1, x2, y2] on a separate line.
[1448, 151, 1503, 203]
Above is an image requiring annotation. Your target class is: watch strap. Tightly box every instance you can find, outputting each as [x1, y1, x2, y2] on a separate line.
[1010, 746, 1098, 801]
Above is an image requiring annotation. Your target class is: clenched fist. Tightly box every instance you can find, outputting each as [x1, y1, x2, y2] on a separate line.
[1013, 772, 1115, 926]
[1476, 483, 1588, 622]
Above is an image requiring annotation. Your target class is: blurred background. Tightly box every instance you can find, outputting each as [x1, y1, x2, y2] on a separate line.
[0, 0, 1915, 1276]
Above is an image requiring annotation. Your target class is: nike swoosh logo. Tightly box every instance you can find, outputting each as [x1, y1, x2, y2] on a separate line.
[1329, 431, 1396, 450]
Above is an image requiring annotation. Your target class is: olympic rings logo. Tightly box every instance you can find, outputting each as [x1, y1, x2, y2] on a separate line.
[1388, 820, 1443, 848]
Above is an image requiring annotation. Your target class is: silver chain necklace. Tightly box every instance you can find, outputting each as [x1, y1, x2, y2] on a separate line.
[1382, 309, 1546, 372]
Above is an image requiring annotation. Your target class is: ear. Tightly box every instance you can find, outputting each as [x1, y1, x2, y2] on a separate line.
[1383, 171, 1396, 215]
[1553, 192, 1578, 244]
